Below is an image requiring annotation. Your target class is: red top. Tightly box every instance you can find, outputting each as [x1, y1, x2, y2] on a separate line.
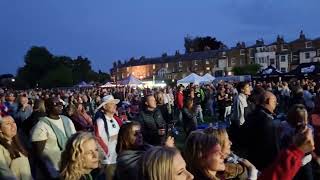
[258, 145, 304, 180]
[176, 91, 184, 110]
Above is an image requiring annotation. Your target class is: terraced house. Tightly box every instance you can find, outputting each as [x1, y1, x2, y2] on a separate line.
[111, 31, 320, 81]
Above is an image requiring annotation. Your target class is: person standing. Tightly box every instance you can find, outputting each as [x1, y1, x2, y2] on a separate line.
[94, 95, 122, 180]
[138, 95, 167, 146]
[245, 91, 280, 170]
[31, 97, 76, 179]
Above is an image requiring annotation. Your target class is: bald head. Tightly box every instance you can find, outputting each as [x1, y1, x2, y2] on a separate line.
[259, 91, 277, 113]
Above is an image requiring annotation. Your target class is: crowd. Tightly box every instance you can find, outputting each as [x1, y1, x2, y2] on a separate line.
[0, 78, 319, 180]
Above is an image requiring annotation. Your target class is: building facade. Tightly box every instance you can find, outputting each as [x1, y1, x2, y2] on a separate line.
[111, 32, 320, 81]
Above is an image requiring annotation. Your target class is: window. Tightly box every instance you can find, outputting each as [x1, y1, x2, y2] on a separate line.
[280, 68, 286, 72]
[165, 63, 168, 68]
[178, 61, 183, 67]
[240, 49, 245, 55]
[153, 64, 155, 70]
[305, 52, 310, 59]
[281, 56, 286, 62]
[318, 49, 320, 56]
[270, 58, 275, 64]
[306, 41, 312, 48]
[222, 52, 226, 57]
[205, 60, 210, 65]
[193, 60, 198, 66]
[231, 58, 236, 64]
[206, 67, 210, 71]
[281, 45, 288, 51]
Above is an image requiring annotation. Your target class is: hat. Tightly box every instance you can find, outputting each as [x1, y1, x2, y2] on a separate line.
[95, 95, 120, 112]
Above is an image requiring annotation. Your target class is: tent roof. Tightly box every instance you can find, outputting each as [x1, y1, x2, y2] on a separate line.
[202, 73, 215, 81]
[120, 74, 143, 85]
[177, 73, 204, 84]
[258, 65, 282, 76]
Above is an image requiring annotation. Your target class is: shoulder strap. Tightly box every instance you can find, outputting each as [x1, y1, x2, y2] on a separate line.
[40, 117, 67, 150]
[60, 115, 73, 138]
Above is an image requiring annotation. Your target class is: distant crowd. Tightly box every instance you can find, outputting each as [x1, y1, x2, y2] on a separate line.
[0, 78, 319, 180]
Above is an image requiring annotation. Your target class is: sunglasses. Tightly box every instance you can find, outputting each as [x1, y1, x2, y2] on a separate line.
[110, 119, 117, 128]
[53, 102, 64, 107]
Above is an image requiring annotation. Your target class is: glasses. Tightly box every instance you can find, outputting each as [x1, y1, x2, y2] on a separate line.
[53, 102, 63, 107]
[110, 119, 117, 128]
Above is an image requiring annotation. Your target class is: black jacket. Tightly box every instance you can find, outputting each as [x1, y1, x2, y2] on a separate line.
[137, 108, 166, 146]
[114, 145, 152, 180]
[244, 106, 280, 171]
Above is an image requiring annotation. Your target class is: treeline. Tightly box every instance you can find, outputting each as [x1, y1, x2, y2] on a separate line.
[15, 46, 110, 88]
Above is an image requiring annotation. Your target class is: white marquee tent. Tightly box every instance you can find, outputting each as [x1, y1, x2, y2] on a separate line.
[177, 73, 204, 85]
[201, 73, 215, 82]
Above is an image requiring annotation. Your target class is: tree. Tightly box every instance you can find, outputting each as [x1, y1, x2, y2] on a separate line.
[15, 46, 111, 88]
[232, 64, 262, 75]
[39, 65, 73, 88]
[17, 46, 53, 87]
[184, 36, 224, 53]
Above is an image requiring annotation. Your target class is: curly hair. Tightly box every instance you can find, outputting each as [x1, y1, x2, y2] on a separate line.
[60, 132, 97, 180]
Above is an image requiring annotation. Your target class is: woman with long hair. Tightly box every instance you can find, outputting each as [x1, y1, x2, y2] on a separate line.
[184, 130, 225, 180]
[142, 146, 193, 180]
[182, 98, 197, 137]
[60, 132, 100, 180]
[0, 115, 32, 180]
[115, 121, 174, 180]
[204, 127, 258, 180]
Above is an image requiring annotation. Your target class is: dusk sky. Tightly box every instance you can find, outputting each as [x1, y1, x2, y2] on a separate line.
[1, 0, 319, 75]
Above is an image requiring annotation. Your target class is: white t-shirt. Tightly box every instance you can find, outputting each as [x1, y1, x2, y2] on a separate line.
[31, 116, 76, 178]
[96, 115, 120, 164]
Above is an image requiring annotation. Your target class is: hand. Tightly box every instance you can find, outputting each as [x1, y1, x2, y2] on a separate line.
[238, 158, 256, 171]
[293, 127, 315, 154]
[165, 136, 175, 147]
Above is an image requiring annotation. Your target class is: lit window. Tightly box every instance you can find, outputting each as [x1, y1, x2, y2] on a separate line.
[194, 60, 198, 66]
[153, 64, 155, 70]
[205, 60, 209, 65]
[206, 67, 210, 70]
[165, 63, 168, 68]
[178, 61, 183, 67]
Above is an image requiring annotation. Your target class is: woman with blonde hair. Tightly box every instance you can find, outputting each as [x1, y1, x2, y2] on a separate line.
[142, 146, 193, 180]
[60, 132, 101, 180]
[204, 127, 258, 180]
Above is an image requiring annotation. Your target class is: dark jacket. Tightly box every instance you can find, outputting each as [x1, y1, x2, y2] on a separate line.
[182, 107, 197, 136]
[114, 144, 152, 180]
[244, 106, 280, 171]
[137, 108, 166, 146]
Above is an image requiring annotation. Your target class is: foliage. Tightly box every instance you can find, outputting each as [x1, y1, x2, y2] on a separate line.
[232, 64, 262, 75]
[184, 35, 225, 53]
[15, 46, 110, 88]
